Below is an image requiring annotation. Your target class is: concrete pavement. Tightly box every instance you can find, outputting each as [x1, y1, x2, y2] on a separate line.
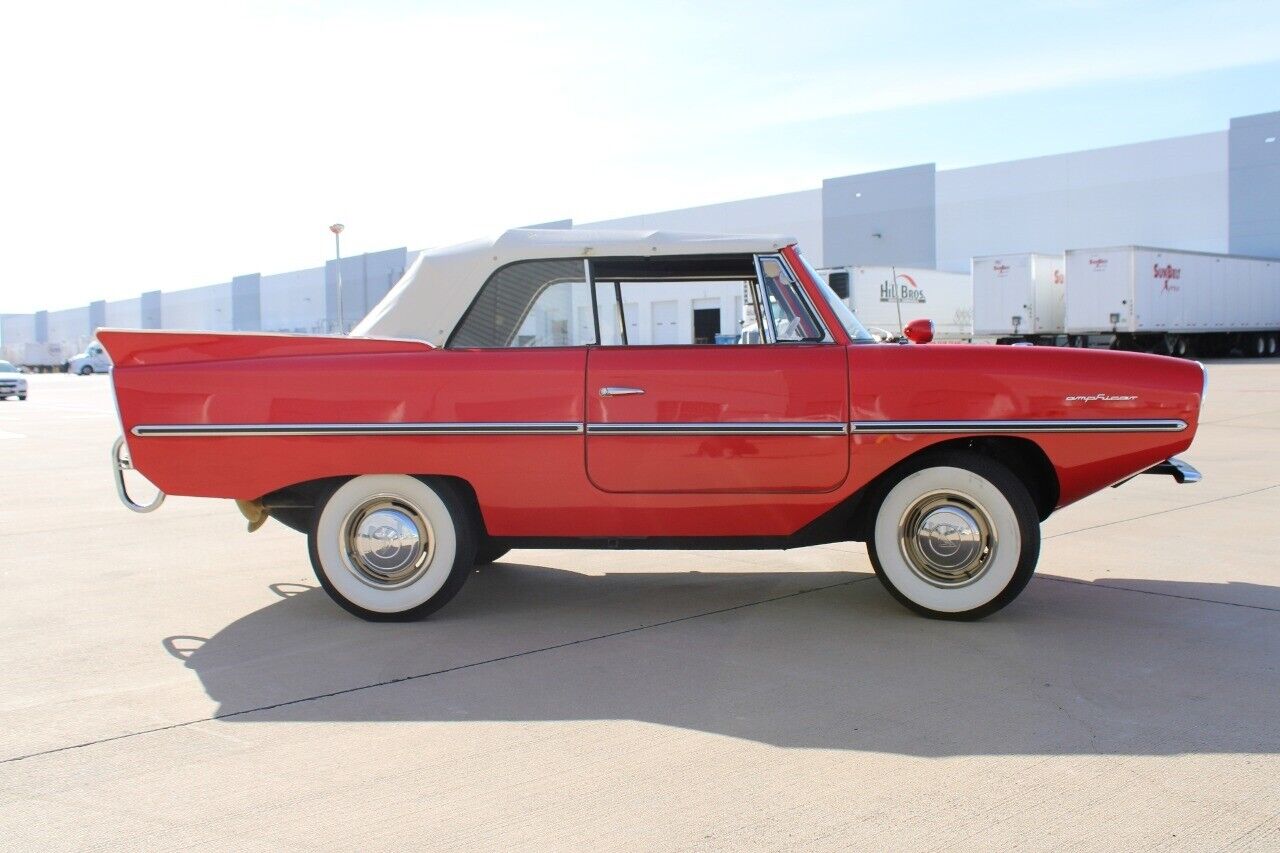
[1, 366, 1277, 850]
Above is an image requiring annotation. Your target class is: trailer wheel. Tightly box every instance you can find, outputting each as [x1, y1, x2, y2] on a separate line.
[1251, 334, 1267, 358]
[1268, 334, 1278, 357]
[308, 475, 477, 621]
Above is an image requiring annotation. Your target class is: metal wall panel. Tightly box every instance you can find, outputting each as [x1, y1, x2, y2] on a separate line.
[1229, 111, 1280, 258]
[822, 165, 937, 269]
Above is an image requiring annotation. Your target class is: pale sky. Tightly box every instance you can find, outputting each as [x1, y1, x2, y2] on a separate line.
[2, 0, 1279, 314]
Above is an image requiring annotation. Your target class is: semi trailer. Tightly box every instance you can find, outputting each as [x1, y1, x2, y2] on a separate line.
[972, 253, 1066, 344]
[1063, 247, 1280, 357]
[818, 266, 973, 341]
[0, 341, 68, 373]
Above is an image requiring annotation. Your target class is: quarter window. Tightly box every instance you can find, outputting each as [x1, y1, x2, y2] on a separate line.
[757, 255, 824, 342]
[449, 260, 592, 348]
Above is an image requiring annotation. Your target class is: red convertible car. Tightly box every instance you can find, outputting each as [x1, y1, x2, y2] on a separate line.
[102, 229, 1204, 621]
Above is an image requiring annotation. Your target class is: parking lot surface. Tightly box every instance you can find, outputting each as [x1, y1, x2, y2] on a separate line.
[1, 365, 1278, 850]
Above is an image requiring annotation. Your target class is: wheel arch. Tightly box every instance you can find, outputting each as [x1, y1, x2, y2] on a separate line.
[849, 435, 1059, 541]
[259, 473, 490, 536]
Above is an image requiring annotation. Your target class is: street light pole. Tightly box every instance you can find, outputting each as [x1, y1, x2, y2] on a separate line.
[330, 223, 345, 333]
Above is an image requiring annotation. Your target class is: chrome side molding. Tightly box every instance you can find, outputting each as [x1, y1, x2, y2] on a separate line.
[112, 436, 166, 513]
[587, 422, 848, 436]
[850, 419, 1188, 434]
[132, 422, 585, 437]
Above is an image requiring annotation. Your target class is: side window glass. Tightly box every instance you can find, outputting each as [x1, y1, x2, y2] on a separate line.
[594, 279, 751, 345]
[758, 256, 823, 342]
[450, 260, 592, 348]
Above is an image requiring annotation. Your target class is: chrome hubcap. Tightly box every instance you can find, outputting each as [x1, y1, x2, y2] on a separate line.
[342, 497, 434, 588]
[898, 491, 997, 587]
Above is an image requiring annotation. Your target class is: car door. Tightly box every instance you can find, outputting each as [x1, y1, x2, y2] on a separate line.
[586, 345, 848, 493]
[585, 255, 849, 494]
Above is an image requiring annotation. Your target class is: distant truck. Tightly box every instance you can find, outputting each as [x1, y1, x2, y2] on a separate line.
[3, 341, 68, 373]
[1064, 247, 1280, 357]
[818, 266, 973, 341]
[972, 253, 1066, 344]
[68, 341, 112, 375]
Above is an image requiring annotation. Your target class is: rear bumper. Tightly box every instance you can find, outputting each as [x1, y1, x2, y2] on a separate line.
[1142, 456, 1201, 484]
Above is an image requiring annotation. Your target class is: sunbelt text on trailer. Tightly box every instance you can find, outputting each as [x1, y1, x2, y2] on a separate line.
[1064, 246, 1280, 358]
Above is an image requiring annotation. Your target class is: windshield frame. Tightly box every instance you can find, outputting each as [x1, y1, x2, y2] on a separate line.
[793, 253, 876, 343]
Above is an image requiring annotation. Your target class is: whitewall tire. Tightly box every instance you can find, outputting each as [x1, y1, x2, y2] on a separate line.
[308, 475, 477, 621]
[867, 452, 1040, 620]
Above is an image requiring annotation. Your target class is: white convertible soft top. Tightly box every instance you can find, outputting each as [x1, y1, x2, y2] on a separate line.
[352, 228, 796, 346]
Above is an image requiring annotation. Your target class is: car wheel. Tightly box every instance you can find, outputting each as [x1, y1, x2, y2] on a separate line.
[308, 475, 477, 621]
[79, 365, 93, 375]
[474, 543, 510, 564]
[18, 395, 26, 401]
[867, 452, 1040, 620]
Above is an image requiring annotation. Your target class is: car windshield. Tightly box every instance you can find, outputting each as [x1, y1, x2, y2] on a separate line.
[794, 254, 876, 343]
[0, 361, 17, 373]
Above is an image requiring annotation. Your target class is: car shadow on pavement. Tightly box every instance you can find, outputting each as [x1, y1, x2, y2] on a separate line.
[167, 560, 1280, 757]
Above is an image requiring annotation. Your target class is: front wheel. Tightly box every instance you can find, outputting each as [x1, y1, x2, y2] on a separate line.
[308, 475, 477, 621]
[867, 452, 1040, 620]
[78, 365, 93, 375]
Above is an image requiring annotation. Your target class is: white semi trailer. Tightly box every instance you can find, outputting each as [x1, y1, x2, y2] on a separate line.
[971, 253, 1065, 344]
[0, 341, 68, 373]
[819, 266, 973, 341]
[1064, 246, 1280, 357]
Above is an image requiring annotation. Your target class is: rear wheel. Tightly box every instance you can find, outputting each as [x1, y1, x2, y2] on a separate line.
[1269, 334, 1278, 357]
[867, 452, 1040, 620]
[308, 475, 476, 621]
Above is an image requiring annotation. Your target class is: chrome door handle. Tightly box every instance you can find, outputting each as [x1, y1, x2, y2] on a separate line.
[599, 386, 645, 397]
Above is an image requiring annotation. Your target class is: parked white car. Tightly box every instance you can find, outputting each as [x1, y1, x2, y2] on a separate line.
[67, 342, 112, 375]
[0, 360, 28, 400]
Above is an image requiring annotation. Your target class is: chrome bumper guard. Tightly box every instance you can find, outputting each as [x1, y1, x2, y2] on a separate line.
[1141, 456, 1201, 484]
[112, 435, 166, 512]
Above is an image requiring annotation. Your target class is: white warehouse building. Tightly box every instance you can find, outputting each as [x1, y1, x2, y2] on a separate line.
[2, 109, 1277, 360]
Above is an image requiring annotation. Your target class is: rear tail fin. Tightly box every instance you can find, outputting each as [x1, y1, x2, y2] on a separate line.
[97, 329, 430, 368]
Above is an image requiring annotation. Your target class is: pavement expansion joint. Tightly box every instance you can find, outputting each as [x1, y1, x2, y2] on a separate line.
[1046, 483, 1279, 540]
[1038, 575, 1280, 614]
[2, 576, 873, 766]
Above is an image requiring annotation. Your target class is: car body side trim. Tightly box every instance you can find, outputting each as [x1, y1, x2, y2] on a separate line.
[587, 422, 849, 436]
[132, 422, 585, 437]
[849, 419, 1187, 434]
[134, 419, 1186, 438]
